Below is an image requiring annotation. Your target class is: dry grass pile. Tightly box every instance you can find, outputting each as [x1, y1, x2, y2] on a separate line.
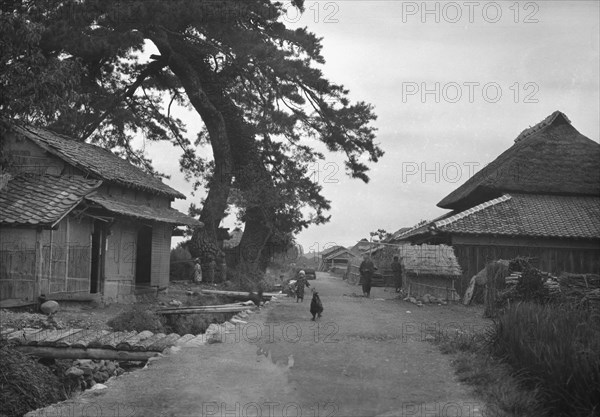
[0, 341, 66, 417]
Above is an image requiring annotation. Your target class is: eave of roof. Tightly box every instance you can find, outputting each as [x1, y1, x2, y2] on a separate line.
[432, 193, 600, 240]
[85, 194, 202, 227]
[0, 174, 102, 227]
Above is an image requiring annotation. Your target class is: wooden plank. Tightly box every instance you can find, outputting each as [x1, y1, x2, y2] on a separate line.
[135, 333, 166, 351]
[36, 329, 84, 346]
[200, 289, 278, 298]
[148, 333, 181, 352]
[54, 329, 86, 347]
[116, 330, 154, 351]
[20, 328, 48, 344]
[26, 329, 63, 346]
[14, 346, 160, 361]
[158, 302, 250, 311]
[71, 330, 110, 349]
[156, 306, 251, 315]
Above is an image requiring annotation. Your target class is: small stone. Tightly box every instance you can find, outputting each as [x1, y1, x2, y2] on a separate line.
[168, 299, 182, 307]
[89, 383, 107, 391]
[66, 367, 84, 377]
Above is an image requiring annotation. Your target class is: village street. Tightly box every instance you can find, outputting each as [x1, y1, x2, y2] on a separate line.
[30, 273, 490, 417]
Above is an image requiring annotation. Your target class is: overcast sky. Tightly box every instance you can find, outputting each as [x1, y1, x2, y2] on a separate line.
[143, 1, 600, 253]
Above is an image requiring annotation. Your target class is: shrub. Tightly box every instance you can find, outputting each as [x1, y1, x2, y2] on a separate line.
[0, 341, 66, 417]
[107, 304, 165, 333]
[162, 312, 235, 335]
[489, 302, 600, 416]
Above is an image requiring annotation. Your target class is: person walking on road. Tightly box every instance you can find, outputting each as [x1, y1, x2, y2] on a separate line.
[391, 255, 403, 293]
[295, 270, 310, 302]
[359, 254, 377, 298]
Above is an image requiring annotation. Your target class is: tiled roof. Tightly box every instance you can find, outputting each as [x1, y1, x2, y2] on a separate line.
[433, 193, 600, 239]
[8, 122, 185, 199]
[0, 174, 101, 226]
[85, 194, 202, 227]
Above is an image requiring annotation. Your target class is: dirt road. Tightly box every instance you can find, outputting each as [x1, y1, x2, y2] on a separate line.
[29, 273, 490, 417]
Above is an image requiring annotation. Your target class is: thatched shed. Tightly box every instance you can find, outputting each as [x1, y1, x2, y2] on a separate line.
[347, 244, 462, 300]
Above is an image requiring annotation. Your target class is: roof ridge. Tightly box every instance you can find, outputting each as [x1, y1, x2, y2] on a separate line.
[514, 110, 571, 143]
[434, 194, 512, 229]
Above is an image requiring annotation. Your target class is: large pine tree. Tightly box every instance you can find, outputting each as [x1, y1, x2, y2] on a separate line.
[1, 0, 383, 279]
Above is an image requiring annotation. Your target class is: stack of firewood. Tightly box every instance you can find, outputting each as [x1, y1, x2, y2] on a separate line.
[558, 273, 600, 309]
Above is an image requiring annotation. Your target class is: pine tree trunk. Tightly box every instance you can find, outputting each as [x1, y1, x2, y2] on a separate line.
[148, 31, 233, 266]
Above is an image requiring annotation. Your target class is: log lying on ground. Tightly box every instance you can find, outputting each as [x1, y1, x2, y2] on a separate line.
[200, 289, 279, 299]
[14, 346, 160, 361]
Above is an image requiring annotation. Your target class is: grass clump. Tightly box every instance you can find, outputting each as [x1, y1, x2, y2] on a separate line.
[0, 340, 66, 417]
[490, 302, 600, 417]
[107, 304, 165, 333]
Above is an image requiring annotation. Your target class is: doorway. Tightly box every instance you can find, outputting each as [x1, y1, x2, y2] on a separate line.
[135, 226, 152, 286]
[90, 220, 104, 293]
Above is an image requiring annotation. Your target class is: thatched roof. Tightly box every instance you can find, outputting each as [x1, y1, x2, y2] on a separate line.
[438, 111, 600, 210]
[352, 243, 462, 278]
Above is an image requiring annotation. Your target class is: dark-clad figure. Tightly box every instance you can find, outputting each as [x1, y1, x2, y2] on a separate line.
[359, 254, 377, 298]
[391, 255, 403, 293]
[310, 289, 324, 321]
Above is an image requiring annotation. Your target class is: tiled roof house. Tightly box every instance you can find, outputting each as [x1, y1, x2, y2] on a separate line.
[0, 119, 201, 305]
[395, 111, 600, 295]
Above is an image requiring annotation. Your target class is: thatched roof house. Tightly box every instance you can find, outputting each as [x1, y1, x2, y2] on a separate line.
[399, 111, 600, 295]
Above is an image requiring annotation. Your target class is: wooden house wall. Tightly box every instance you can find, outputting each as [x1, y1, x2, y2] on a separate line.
[3, 132, 84, 177]
[0, 228, 37, 300]
[451, 236, 600, 296]
[102, 220, 137, 303]
[405, 274, 459, 301]
[0, 215, 93, 301]
[151, 222, 171, 288]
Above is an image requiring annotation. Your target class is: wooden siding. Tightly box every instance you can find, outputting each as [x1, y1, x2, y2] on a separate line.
[151, 222, 171, 288]
[102, 220, 137, 302]
[0, 228, 37, 300]
[0, 216, 93, 301]
[452, 238, 600, 296]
